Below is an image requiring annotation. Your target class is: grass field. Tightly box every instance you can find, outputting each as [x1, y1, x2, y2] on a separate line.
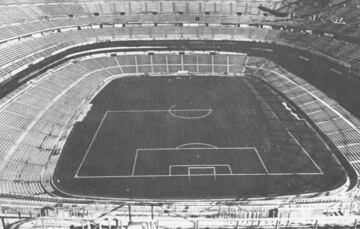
[53, 75, 347, 199]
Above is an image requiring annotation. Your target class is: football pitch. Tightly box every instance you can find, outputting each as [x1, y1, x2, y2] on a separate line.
[53, 75, 347, 199]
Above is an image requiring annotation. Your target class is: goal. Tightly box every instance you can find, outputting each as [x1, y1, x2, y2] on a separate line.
[188, 166, 216, 180]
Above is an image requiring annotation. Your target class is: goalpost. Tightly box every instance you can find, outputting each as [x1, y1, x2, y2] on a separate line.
[187, 166, 216, 181]
[169, 164, 232, 180]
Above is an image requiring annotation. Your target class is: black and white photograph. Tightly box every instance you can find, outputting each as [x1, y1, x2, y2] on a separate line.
[0, 0, 359, 228]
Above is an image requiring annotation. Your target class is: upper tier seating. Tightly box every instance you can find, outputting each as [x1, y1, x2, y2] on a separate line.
[0, 0, 360, 82]
[0, 25, 359, 86]
[275, 0, 360, 26]
[0, 1, 284, 25]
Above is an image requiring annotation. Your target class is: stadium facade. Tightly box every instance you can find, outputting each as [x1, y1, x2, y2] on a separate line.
[0, 0, 360, 228]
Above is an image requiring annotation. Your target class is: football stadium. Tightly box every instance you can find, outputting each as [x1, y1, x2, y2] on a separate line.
[1, 0, 360, 228]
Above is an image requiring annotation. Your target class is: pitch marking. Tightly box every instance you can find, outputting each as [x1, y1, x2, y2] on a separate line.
[244, 80, 324, 174]
[168, 105, 213, 119]
[169, 164, 232, 175]
[175, 142, 218, 149]
[75, 112, 108, 177]
[253, 148, 269, 175]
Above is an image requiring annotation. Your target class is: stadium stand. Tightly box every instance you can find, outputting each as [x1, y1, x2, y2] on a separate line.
[0, 0, 360, 228]
[0, 51, 357, 199]
[0, 24, 360, 84]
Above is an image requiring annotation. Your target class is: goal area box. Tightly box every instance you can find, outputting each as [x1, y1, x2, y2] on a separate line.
[170, 164, 231, 176]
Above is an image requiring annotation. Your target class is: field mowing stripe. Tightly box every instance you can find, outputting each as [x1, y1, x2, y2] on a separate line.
[74, 112, 108, 177]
